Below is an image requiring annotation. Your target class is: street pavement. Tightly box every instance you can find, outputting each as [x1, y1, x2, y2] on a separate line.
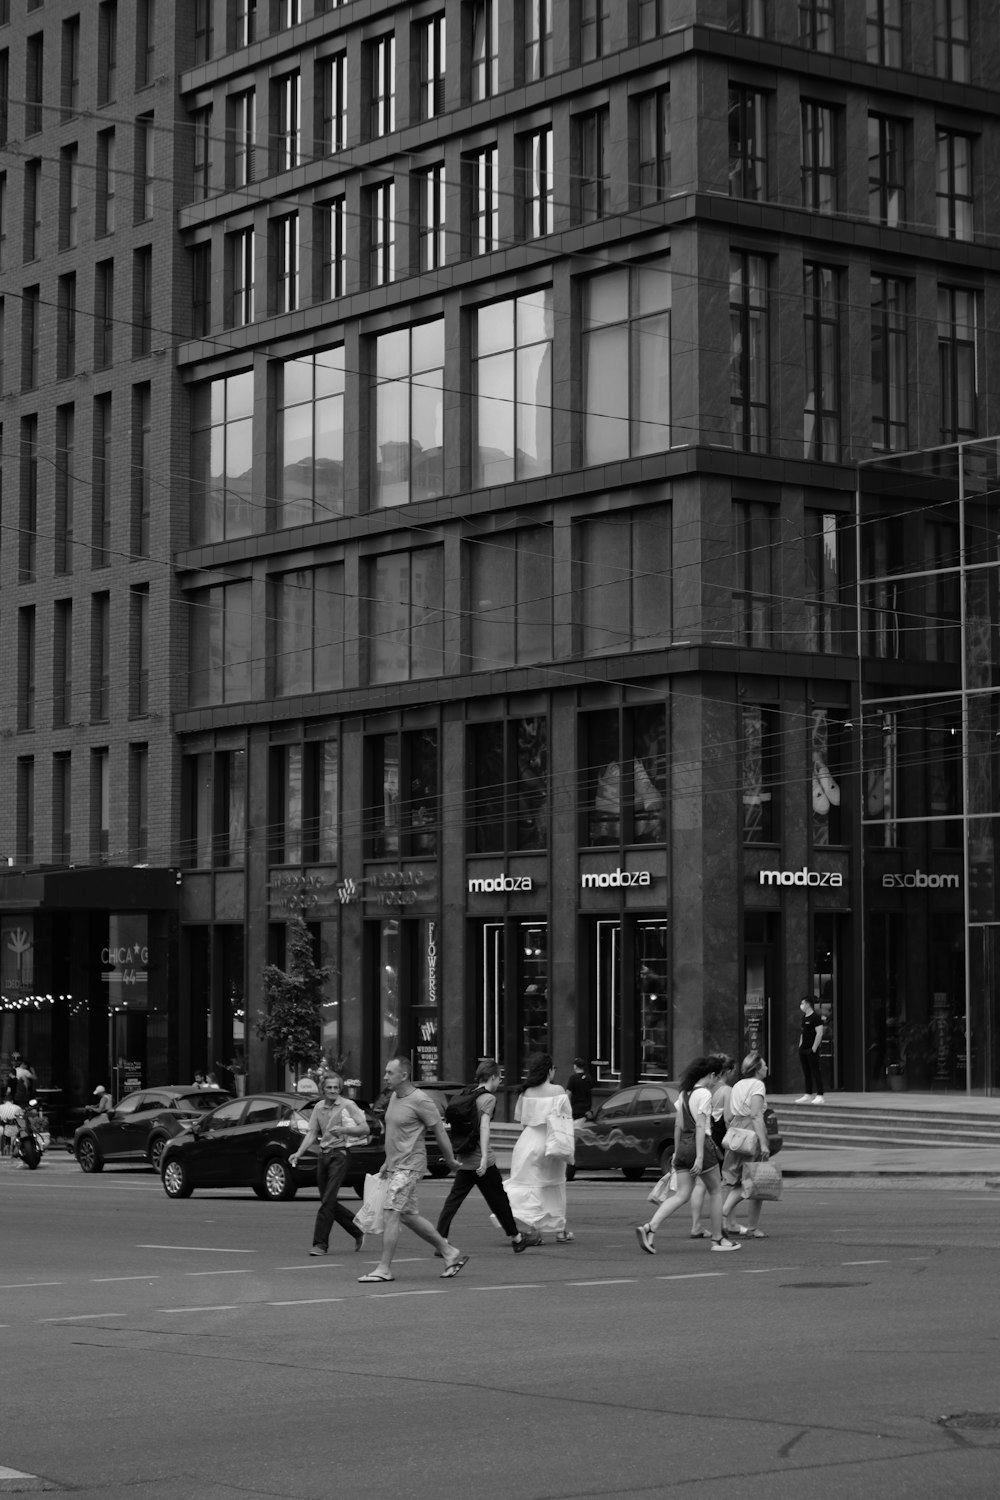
[3, 1157, 1000, 1499]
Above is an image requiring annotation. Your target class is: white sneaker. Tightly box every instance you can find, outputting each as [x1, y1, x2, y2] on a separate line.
[812, 1095, 825, 1104]
[710, 1238, 741, 1252]
[795, 1094, 811, 1103]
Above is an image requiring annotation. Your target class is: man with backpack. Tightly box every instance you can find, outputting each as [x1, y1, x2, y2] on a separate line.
[436, 1060, 542, 1254]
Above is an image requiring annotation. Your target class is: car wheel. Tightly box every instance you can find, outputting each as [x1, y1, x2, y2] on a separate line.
[76, 1137, 104, 1173]
[262, 1157, 297, 1201]
[658, 1145, 674, 1173]
[621, 1166, 645, 1181]
[162, 1159, 193, 1199]
[148, 1135, 169, 1173]
[565, 1164, 576, 1182]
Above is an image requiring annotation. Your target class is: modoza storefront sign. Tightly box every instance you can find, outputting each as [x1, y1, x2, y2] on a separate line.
[759, 868, 844, 888]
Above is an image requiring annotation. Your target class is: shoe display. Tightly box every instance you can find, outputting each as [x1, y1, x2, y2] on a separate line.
[812, 1094, 826, 1103]
[795, 1094, 812, 1103]
[710, 1238, 741, 1252]
[512, 1230, 543, 1253]
[635, 1223, 655, 1255]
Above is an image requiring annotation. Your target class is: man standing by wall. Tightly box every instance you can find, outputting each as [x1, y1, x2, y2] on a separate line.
[290, 1072, 370, 1254]
[797, 997, 826, 1103]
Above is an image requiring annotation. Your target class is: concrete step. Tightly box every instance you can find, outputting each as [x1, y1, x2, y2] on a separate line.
[773, 1102, 1000, 1149]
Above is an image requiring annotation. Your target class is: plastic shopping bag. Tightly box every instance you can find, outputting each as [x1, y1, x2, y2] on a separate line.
[353, 1173, 389, 1235]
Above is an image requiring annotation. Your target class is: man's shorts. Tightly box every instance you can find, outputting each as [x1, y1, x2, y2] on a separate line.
[383, 1167, 423, 1216]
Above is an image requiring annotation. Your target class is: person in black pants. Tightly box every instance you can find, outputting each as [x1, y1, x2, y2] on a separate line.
[566, 1059, 594, 1120]
[797, 997, 826, 1102]
[289, 1072, 370, 1254]
[436, 1061, 542, 1254]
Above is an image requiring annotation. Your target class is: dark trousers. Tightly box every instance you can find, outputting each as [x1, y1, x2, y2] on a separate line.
[313, 1150, 361, 1249]
[799, 1048, 824, 1095]
[436, 1163, 518, 1240]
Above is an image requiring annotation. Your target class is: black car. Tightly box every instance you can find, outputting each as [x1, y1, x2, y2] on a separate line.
[569, 1082, 679, 1180]
[73, 1086, 231, 1173]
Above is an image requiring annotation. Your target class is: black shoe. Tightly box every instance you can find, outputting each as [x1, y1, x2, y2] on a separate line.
[513, 1230, 543, 1253]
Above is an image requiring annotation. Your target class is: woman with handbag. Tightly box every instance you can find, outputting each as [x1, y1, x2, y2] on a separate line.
[502, 1053, 575, 1243]
[635, 1057, 741, 1255]
[720, 1052, 773, 1238]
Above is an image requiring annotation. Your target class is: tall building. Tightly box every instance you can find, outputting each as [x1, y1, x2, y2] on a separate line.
[2, 0, 999, 1114]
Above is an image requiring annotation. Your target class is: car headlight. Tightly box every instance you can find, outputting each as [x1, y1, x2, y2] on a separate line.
[291, 1116, 309, 1135]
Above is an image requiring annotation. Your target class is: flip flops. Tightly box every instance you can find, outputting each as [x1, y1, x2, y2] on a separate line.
[440, 1254, 470, 1279]
[358, 1270, 395, 1283]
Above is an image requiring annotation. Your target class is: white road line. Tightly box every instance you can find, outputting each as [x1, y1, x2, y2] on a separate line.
[567, 1279, 637, 1287]
[276, 1263, 348, 1271]
[741, 1267, 801, 1274]
[655, 1272, 725, 1281]
[841, 1259, 889, 1266]
[41, 1312, 126, 1322]
[370, 1289, 447, 1297]
[0, 1467, 40, 1481]
[472, 1284, 543, 1292]
[185, 1269, 254, 1277]
[158, 1305, 240, 1313]
[268, 1297, 345, 1306]
[138, 1244, 254, 1253]
[0, 1281, 62, 1290]
[92, 1275, 161, 1283]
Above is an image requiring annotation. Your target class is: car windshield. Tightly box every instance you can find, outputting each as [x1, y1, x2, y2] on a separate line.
[184, 1092, 230, 1112]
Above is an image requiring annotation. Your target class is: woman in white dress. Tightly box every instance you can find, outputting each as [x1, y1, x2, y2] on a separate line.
[503, 1054, 574, 1243]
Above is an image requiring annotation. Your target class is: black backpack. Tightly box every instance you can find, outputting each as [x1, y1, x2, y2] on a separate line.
[444, 1087, 487, 1156]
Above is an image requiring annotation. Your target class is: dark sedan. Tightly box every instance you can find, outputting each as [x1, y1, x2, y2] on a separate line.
[569, 1082, 679, 1180]
[73, 1086, 231, 1173]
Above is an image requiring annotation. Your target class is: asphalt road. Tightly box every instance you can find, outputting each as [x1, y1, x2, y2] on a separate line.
[2, 1161, 1000, 1500]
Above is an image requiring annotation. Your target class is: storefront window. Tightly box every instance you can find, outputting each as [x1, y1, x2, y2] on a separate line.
[741, 704, 779, 843]
[517, 921, 548, 1069]
[637, 921, 669, 1078]
[810, 707, 847, 846]
[479, 921, 505, 1062]
[582, 705, 666, 847]
[468, 717, 547, 852]
[365, 731, 438, 858]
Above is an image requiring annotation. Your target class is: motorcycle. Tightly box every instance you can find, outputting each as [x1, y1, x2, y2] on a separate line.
[13, 1100, 47, 1169]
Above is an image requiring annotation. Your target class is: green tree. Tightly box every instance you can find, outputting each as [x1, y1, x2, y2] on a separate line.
[254, 914, 331, 1082]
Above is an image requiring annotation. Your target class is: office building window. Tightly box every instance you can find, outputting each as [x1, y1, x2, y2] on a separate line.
[373, 321, 444, 507]
[278, 0, 300, 26]
[136, 115, 155, 221]
[868, 114, 904, 227]
[521, 126, 553, 237]
[730, 252, 769, 453]
[581, 707, 666, 848]
[137, 0, 156, 88]
[936, 130, 974, 241]
[53, 753, 72, 864]
[0, 174, 6, 269]
[523, 0, 552, 81]
[93, 396, 113, 568]
[231, 88, 255, 186]
[99, 1, 117, 104]
[134, 246, 153, 354]
[191, 242, 211, 336]
[733, 501, 775, 647]
[318, 197, 346, 300]
[188, 580, 252, 706]
[194, 0, 214, 63]
[583, 258, 671, 464]
[131, 585, 150, 716]
[469, 525, 553, 669]
[231, 0, 256, 49]
[468, 145, 498, 255]
[368, 181, 395, 286]
[55, 405, 75, 574]
[320, 54, 346, 154]
[228, 226, 255, 325]
[53, 600, 74, 727]
[471, 0, 498, 101]
[91, 749, 110, 861]
[370, 34, 395, 138]
[190, 370, 254, 544]
[638, 0, 668, 37]
[0, 50, 7, 147]
[580, 0, 610, 61]
[133, 382, 152, 554]
[468, 717, 548, 853]
[799, 0, 834, 50]
[637, 90, 671, 205]
[810, 708, 846, 846]
[16, 760, 34, 865]
[729, 86, 766, 199]
[95, 260, 115, 367]
[22, 285, 40, 391]
[277, 349, 345, 526]
[58, 273, 77, 379]
[577, 109, 610, 221]
[130, 744, 149, 864]
[267, 740, 335, 866]
[272, 213, 299, 314]
[97, 129, 116, 233]
[575, 508, 671, 654]
[364, 731, 438, 858]
[871, 274, 908, 452]
[25, 32, 43, 135]
[0, 299, 4, 393]
[273, 565, 345, 696]
[62, 16, 81, 116]
[801, 101, 836, 213]
[420, 14, 446, 120]
[183, 748, 248, 868]
[23, 159, 41, 261]
[19, 416, 37, 582]
[803, 263, 841, 462]
[741, 705, 779, 843]
[92, 593, 111, 721]
[18, 607, 35, 731]
[866, 0, 903, 66]
[475, 289, 552, 484]
[938, 286, 977, 444]
[369, 549, 445, 683]
[273, 72, 300, 173]
[418, 163, 446, 272]
[192, 107, 212, 200]
[934, 0, 970, 81]
[804, 511, 848, 654]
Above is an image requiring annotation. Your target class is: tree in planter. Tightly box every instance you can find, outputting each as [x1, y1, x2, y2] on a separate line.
[254, 915, 331, 1086]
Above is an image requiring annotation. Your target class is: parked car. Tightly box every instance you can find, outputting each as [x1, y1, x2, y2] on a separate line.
[73, 1086, 231, 1173]
[569, 1082, 679, 1180]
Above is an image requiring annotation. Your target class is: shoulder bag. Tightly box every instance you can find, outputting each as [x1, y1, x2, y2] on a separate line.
[741, 1159, 783, 1202]
[673, 1095, 720, 1173]
[721, 1123, 758, 1156]
[544, 1106, 576, 1163]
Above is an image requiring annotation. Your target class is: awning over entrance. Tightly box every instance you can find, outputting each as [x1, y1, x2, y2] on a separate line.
[0, 867, 180, 912]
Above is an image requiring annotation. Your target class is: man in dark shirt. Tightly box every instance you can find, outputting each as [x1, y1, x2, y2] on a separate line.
[566, 1059, 594, 1120]
[797, 998, 826, 1102]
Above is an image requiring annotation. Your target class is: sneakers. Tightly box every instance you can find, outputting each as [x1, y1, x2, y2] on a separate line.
[512, 1230, 543, 1253]
[812, 1094, 826, 1104]
[710, 1237, 742, 1252]
[309, 1245, 328, 1256]
[795, 1094, 812, 1103]
[635, 1223, 655, 1255]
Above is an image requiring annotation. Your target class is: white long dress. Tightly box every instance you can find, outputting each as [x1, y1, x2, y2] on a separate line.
[503, 1089, 572, 1232]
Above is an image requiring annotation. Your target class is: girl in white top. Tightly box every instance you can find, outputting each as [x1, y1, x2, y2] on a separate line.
[635, 1056, 741, 1255]
[721, 1052, 772, 1238]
